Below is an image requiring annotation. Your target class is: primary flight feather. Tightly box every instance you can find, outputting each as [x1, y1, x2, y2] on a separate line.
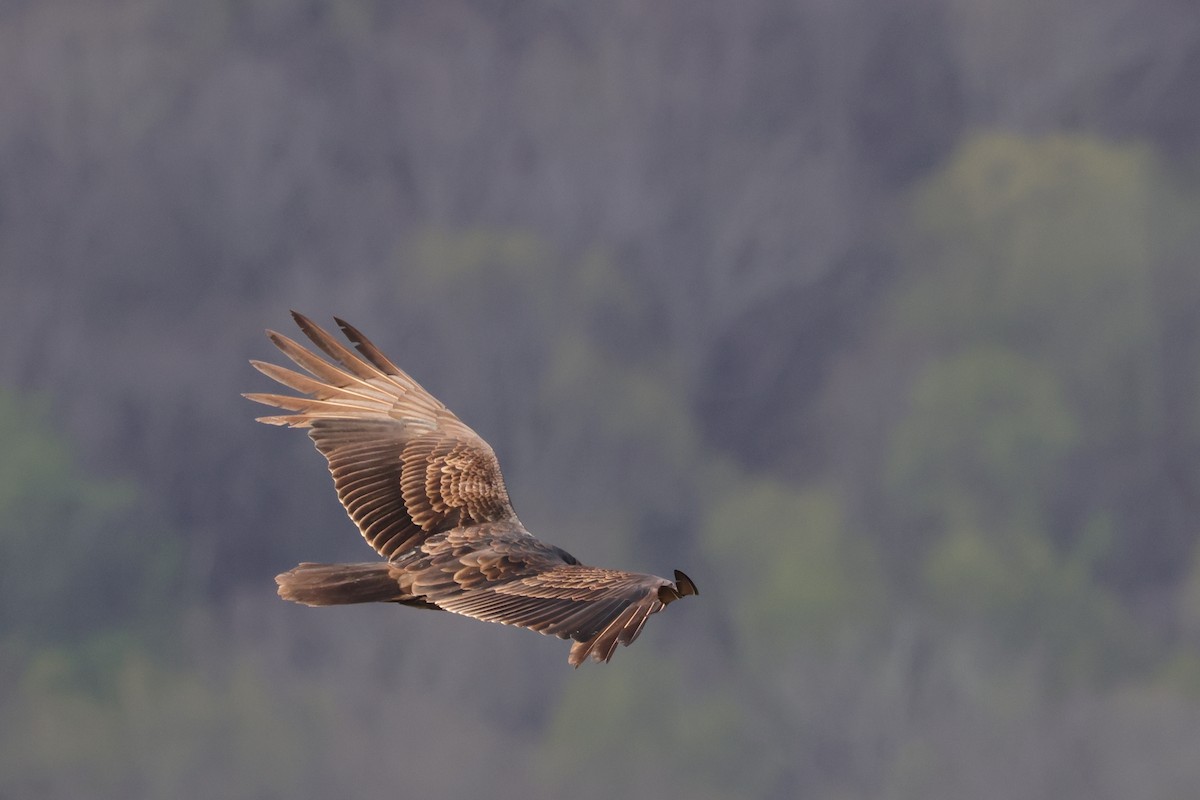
[246, 312, 697, 666]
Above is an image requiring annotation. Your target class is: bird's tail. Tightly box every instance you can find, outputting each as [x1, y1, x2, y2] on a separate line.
[275, 562, 405, 606]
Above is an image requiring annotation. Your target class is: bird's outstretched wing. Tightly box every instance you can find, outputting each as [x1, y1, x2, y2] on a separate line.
[394, 523, 698, 666]
[245, 311, 519, 559]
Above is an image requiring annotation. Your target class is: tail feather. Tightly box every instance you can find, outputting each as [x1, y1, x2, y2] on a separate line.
[276, 562, 404, 606]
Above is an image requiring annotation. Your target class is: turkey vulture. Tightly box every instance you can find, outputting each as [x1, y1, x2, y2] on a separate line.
[246, 312, 697, 666]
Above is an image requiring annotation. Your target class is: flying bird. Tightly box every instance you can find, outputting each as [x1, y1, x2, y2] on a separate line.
[246, 312, 697, 666]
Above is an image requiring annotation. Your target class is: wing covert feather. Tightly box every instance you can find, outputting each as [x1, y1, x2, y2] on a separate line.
[398, 526, 672, 665]
[246, 313, 519, 557]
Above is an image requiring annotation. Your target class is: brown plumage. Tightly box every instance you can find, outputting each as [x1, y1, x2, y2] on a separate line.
[246, 312, 697, 667]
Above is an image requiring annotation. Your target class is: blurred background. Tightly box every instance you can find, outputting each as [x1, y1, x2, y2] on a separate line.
[3, 0, 1200, 797]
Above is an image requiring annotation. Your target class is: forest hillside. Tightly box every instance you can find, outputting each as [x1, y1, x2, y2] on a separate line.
[3, 1, 1200, 797]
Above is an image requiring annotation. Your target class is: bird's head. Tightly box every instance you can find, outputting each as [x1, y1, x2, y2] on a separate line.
[657, 569, 698, 605]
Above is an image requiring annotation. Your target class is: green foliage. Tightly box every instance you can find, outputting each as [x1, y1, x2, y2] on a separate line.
[887, 346, 1078, 523]
[0, 387, 191, 793]
[403, 226, 655, 362]
[0, 641, 333, 799]
[920, 517, 1133, 683]
[0, 390, 180, 646]
[409, 226, 552, 288]
[874, 132, 1191, 682]
[1176, 545, 1200, 661]
[701, 479, 883, 660]
[539, 657, 754, 800]
[540, 333, 699, 473]
[899, 133, 1164, 440]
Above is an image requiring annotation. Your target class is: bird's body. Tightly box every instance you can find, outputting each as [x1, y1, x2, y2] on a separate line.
[246, 312, 696, 666]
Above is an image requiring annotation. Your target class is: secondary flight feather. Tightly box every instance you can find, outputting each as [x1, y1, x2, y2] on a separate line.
[246, 312, 697, 666]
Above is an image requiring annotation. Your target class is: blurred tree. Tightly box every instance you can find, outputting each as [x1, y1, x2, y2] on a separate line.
[0, 389, 180, 647]
[886, 347, 1078, 532]
[886, 132, 1200, 596]
[700, 477, 884, 663]
[539, 657, 753, 800]
[1, 644, 334, 799]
